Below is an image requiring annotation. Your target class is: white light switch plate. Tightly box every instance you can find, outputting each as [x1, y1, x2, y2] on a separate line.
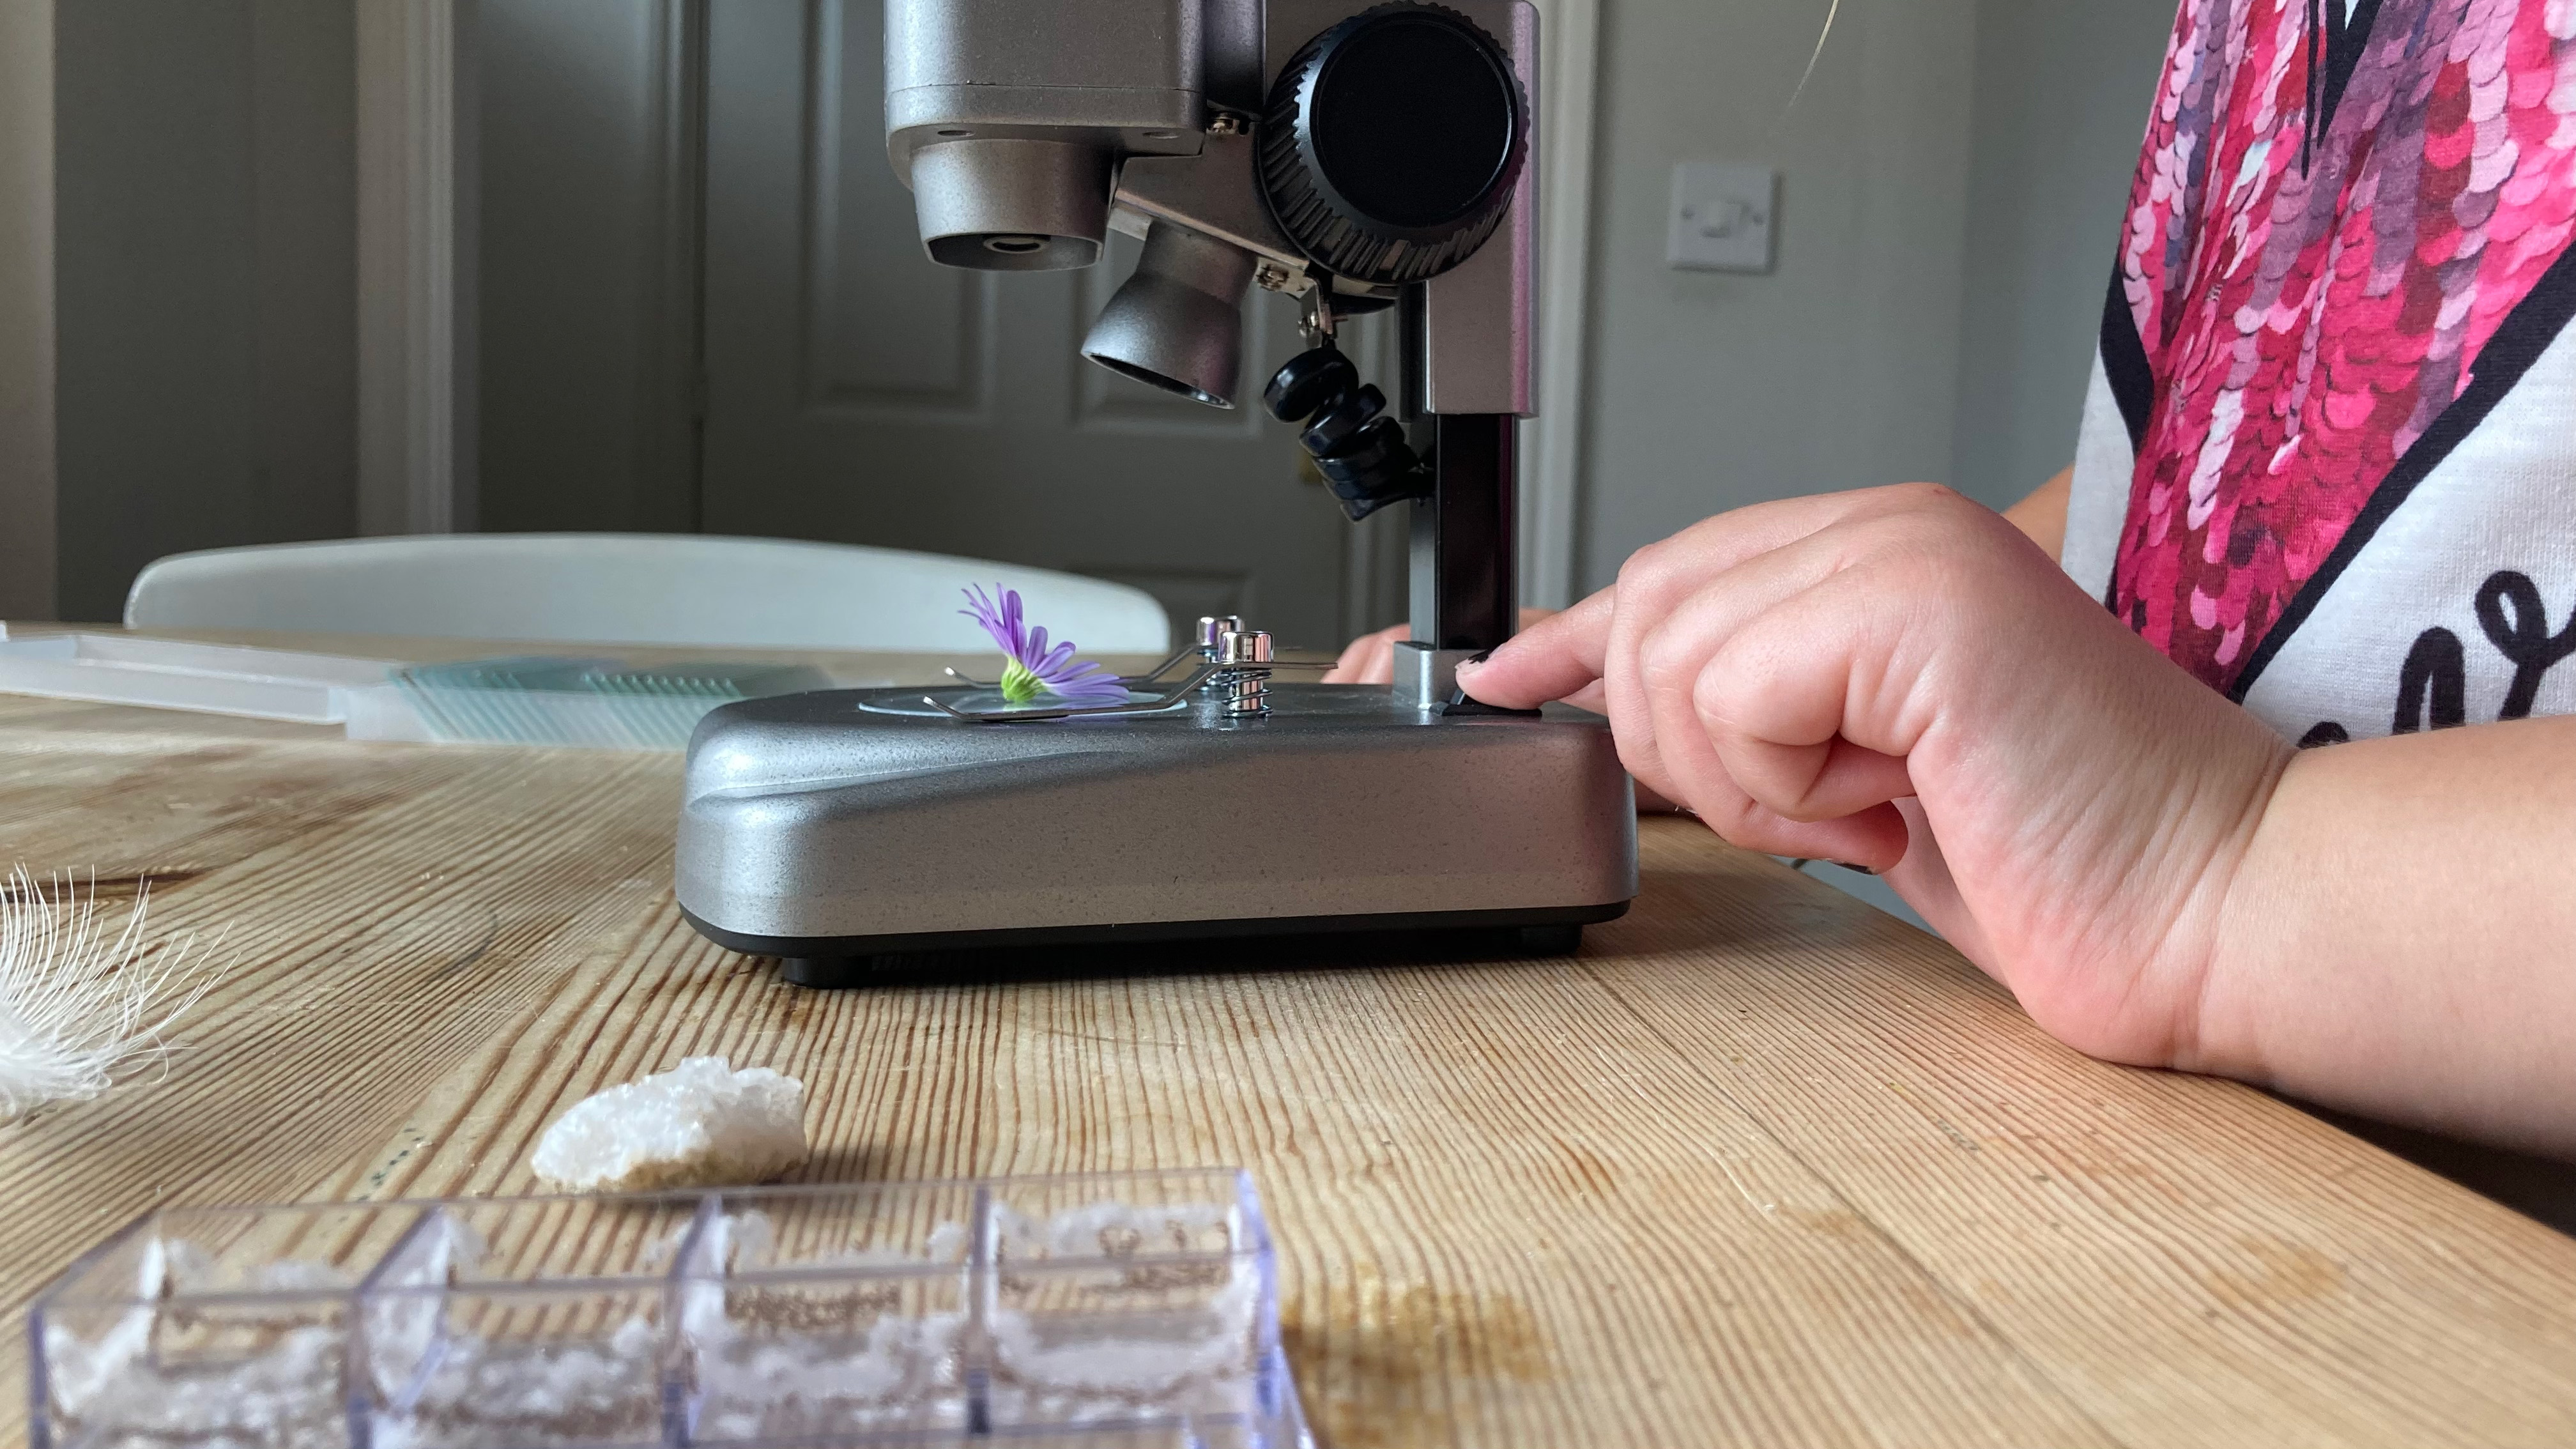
[1667, 162, 1777, 273]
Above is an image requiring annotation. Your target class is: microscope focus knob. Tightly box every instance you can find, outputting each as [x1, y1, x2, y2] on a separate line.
[1258, 3, 1529, 287]
[1262, 347, 1360, 422]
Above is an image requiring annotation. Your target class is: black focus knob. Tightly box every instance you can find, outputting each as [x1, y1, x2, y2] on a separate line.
[1262, 347, 1360, 422]
[1257, 3, 1529, 288]
[1266, 344, 1431, 521]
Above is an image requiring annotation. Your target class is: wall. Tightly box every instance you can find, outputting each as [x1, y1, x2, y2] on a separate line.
[1949, 0, 2177, 507]
[1573, 0, 1980, 591]
[0, 0, 57, 620]
[52, 0, 356, 623]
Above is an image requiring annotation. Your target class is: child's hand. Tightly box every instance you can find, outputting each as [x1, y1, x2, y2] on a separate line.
[1322, 623, 1413, 685]
[1459, 484, 2296, 1071]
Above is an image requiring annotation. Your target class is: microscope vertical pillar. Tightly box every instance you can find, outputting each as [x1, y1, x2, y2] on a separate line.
[1409, 415, 1519, 653]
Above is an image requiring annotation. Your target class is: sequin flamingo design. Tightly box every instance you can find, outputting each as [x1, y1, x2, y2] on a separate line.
[2106, 0, 2576, 695]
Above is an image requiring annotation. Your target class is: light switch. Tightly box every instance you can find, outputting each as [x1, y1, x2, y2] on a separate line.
[1667, 162, 1777, 273]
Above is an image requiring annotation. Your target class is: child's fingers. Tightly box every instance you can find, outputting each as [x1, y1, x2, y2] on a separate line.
[1325, 611, 1558, 689]
[1457, 588, 1614, 708]
[1324, 624, 1407, 684]
[1599, 516, 1928, 867]
[1616, 521, 1882, 827]
[1694, 566, 1924, 824]
[1471, 487, 1970, 845]
[1651, 592, 1916, 866]
[1678, 790, 1913, 865]
[1595, 496, 1908, 805]
[1609, 485, 1941, 625]
[1468, 491, 1900, 715]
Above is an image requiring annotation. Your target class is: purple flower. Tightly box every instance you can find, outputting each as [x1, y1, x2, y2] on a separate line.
[960, 585, 1129, 705]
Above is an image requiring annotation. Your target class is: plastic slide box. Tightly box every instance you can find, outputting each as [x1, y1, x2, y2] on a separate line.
[27, 1171, 1311, 1449]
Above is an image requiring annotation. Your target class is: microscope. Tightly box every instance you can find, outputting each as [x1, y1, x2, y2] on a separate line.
[677, 0, 1639, 983]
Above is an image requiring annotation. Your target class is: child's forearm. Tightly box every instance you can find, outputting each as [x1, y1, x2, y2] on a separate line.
[2196, 716, 2576, 1158]
[2001, 466, 2073, 562]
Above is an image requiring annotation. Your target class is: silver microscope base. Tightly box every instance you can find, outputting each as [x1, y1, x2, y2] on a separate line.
[675, 683, 1639, 985]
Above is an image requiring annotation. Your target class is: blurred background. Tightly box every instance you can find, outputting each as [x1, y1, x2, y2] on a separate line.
[0, 0, 2174, 636]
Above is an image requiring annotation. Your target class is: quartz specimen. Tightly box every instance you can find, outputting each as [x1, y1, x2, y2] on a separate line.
[531, 1057, 808, 1192]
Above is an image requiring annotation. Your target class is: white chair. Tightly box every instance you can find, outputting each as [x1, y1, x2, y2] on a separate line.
[124, 534, 1172, 654]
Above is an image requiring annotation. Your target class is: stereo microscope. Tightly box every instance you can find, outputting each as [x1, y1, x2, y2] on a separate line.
[677, 0, 1639, 982]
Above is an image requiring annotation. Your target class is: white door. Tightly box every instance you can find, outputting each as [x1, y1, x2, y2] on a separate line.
[698, 0, 1404, 649]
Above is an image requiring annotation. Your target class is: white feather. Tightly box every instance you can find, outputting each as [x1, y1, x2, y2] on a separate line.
[0, 868, 220, 1121]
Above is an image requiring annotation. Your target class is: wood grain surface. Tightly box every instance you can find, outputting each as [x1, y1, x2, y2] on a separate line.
[0, 653, 2572, 1447]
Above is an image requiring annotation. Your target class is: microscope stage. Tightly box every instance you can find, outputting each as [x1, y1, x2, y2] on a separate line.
[676, 682, 1638, 983]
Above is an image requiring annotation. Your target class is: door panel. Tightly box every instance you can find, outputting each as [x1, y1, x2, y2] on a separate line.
[700, 0, 1364, 650]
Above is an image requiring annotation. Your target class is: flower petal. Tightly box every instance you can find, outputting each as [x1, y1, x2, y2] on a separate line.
[959, 585, 1017, 657]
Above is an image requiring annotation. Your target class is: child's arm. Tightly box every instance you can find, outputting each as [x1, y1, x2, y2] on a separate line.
[2002, 467, 2071, 560]
[2205, 719, 2576, 1156]
[1457, 483, 2576, 1158]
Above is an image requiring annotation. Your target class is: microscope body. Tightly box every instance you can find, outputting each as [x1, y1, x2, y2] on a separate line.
[676, 0, 1640, 981]
[889, 0, 1538, 674]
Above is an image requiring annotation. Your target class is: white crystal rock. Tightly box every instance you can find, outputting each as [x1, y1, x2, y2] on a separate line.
[531, 1057, 808, 1192]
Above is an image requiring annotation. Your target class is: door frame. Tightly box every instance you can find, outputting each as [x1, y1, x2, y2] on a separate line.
[1524, 0, 1601, 611]
[356, 0, 479, 535]
[0, 0, 57, 619]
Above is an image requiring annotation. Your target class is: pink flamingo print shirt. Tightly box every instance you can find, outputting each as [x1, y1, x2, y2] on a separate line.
[2063, 0, 2576, 745]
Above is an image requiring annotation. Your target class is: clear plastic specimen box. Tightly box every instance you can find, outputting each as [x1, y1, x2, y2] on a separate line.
[29, 1172, 1311, 1449]
[0, 635, 862, 750]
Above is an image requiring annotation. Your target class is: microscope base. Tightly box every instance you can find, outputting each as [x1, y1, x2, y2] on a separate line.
[675, 682, 1639, 984]
[683, 902, 1623, 987]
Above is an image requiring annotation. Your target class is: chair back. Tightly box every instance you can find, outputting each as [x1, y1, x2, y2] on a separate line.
[124, 534, 1173, 653]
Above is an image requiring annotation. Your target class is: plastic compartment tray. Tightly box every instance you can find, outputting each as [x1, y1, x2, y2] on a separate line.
[383, 659, 838, 750]
[0, 636, 869, 751]
[0, 634, 394, 723]
[28, 1172, 1311, 1449]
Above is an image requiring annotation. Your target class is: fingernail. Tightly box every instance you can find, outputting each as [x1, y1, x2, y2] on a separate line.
[1829, 861, 1879, 877]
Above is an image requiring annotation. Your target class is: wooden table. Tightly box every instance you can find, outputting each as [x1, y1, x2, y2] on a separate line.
[2, 637, 2573, 1447]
